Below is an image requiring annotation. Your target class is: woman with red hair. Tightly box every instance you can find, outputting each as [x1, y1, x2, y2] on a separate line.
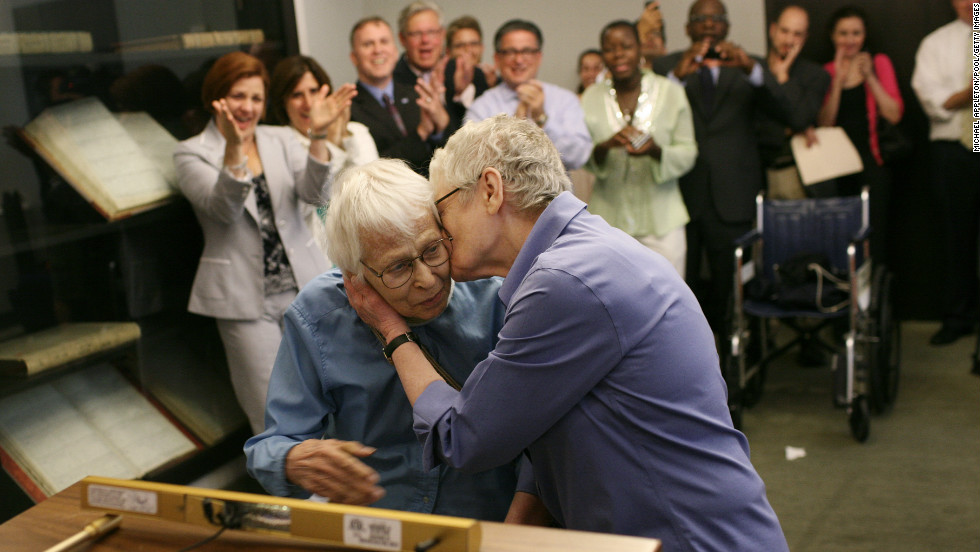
[174, 52, 355, 433]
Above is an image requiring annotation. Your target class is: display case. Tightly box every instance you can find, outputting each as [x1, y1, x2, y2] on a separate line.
[0, 0, 299, 521]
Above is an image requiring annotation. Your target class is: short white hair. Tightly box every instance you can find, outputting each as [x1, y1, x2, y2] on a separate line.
[429, 115, 571, 213]
[322, 159, 438, 275]
[398, 0, 443, 35]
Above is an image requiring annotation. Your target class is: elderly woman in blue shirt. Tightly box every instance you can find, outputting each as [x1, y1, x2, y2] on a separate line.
[244, 159, 518, 519]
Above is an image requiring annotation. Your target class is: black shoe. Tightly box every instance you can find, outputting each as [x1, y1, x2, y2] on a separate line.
[929, 325, 973, 346]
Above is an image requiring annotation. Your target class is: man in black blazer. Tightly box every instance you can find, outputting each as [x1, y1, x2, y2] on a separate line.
[653, 0, 790, 333]
[393, 1, 485, 137]
[349, 16, 450, 176]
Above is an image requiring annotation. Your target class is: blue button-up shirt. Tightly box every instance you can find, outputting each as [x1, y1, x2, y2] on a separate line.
[245, 271, 517, 520]
[413, 193, 788, 550]
[465, 82, 592, 171]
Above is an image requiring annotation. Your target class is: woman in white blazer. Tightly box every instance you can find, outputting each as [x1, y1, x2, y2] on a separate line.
[173, 52, 355, 433]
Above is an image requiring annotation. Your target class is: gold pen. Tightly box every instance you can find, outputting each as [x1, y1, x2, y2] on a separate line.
[43, 513, 122, 552]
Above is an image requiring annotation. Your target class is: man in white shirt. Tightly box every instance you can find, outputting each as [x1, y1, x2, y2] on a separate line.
[911, 0, 979, 347]
[465, 19, 592, 171]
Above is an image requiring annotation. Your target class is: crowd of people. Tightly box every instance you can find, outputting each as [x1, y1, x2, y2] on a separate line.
[166, 0, 976, 549]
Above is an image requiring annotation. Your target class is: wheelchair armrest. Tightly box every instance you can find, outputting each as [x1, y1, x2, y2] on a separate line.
[850, 225, 871, 244]
[734, 228, 762, 249]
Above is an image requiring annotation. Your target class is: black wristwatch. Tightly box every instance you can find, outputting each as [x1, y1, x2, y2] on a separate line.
[383, 331, 417, 364]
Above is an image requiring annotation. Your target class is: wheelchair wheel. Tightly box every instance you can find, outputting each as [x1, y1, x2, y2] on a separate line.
[869, 267, 901, 413]
[849, 394, 870, 443]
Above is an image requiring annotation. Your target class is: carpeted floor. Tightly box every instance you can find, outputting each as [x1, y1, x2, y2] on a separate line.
[742, 321, 979, 551]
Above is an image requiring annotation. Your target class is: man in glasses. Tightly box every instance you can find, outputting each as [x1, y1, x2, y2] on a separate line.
[245, 159, 519, 521]
[653, 0, 789, 334]
[466, 19, 591, 171]
[393, 1, 481, 135]
[345, 115, 788, 549]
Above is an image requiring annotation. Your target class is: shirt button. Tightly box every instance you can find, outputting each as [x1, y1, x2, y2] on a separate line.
[422, 496, 430, 503]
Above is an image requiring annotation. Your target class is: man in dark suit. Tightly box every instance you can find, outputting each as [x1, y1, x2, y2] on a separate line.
[349, 16, 450, 175]
[393, 1, 486, 134]
[653, 0, 789, 333]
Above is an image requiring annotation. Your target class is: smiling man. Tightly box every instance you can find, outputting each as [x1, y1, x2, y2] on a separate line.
[393, 2, 481, 135]
[348, 16, 450, 175]
[653, 0, 790, 333]
[244, 158, 519, 520]
[465, 19, 591, 171]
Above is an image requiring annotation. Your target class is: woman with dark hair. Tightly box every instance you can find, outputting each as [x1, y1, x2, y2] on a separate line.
[575, 48, 603, 96]
[818, 5, 903, 263]
[173, 51, 355, 433]
[269, 55, 377, 168]
[581, 20, 697, 277]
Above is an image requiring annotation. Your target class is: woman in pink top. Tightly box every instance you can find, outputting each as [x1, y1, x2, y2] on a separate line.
[818, 4, 903, 264]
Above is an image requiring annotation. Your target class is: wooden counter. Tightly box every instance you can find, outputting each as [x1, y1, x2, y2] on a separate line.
[0, 481, 660, 552]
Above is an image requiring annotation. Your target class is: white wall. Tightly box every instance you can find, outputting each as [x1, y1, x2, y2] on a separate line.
[296, 0, 767, 91]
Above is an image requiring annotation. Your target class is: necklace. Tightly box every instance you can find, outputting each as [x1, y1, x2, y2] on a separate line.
[606, 74, 659, 132]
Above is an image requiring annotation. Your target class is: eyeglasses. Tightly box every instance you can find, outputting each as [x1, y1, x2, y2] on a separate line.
[435, 187, 461, 205]
[360, 236, 453, 289]
[496, 47, 541, 59]
[689, 14, 728, 24]
[451, 40, 482, 50]
[404, 28, 443, 40]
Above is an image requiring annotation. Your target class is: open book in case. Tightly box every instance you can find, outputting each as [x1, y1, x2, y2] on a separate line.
[19, 97, 179, 221]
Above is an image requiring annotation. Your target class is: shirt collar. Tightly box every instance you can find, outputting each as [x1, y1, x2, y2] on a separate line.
[499, 191, 586, 305]
[359, 80, 396, 106]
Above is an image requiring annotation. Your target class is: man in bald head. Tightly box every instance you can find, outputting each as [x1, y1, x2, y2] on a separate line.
[759, 5, 831, 198]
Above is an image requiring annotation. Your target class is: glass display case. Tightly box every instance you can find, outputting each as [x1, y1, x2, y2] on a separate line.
[0, 0, 298, 519]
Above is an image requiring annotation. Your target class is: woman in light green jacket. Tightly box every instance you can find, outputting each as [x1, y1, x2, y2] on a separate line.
[582, 20, 697, 277]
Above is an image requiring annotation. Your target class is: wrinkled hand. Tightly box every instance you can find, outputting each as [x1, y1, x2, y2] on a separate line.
[713, 40, 754, 74]
[515, 80, 545, 121]
[415, 78, 449, 139]
[285, 439, 385, 505]
[343, 273, 409, 340]
[309, 83, 357, 136]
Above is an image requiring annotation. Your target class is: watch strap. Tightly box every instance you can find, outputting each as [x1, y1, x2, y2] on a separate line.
[383, 331, 417, 363]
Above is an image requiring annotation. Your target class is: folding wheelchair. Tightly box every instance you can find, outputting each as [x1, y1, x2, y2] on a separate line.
[725, 188, 900, 442]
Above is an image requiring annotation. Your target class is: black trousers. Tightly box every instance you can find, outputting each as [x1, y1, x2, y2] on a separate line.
[930, 140, 980, 330]
[685, 209, 751, 334]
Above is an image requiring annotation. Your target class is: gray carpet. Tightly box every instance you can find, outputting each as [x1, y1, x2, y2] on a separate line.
[742, 321, 980, 551]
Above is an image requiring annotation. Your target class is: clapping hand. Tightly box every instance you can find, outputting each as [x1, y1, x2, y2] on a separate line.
[415, 77, 449, 140]
[308, 83, 357, 137]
